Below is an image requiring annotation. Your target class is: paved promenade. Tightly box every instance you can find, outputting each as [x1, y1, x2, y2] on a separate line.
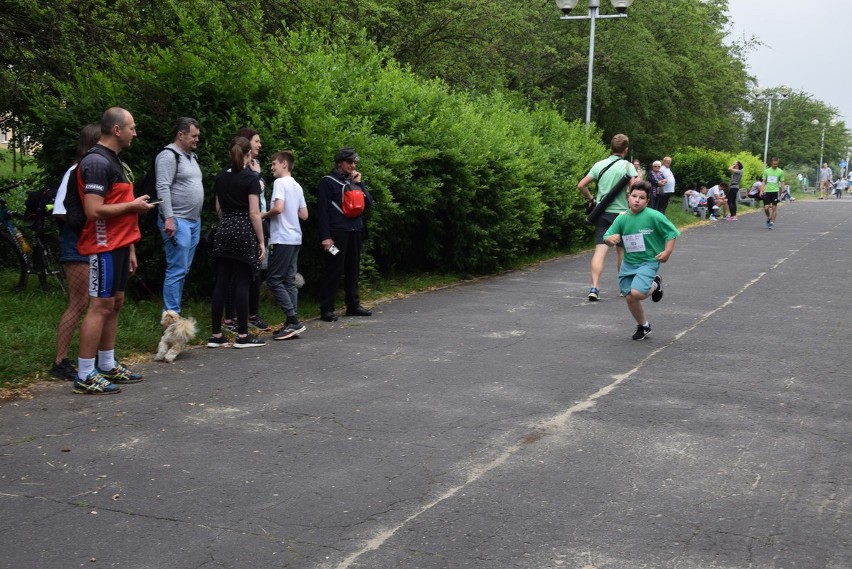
[2, 200, 850, 569]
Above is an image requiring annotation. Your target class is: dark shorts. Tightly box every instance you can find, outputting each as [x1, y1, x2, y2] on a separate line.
[88, 247, 131, 298]
[594, 211, 620, 245]
[763, 192, 779, 206]
[58, 223, 87, 264]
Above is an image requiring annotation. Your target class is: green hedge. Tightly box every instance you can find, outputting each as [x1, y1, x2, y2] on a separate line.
[24, 21, 607, 297]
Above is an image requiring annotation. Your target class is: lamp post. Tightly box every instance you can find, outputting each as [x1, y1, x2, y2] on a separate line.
[753, 87, 790, 166]
[811, 120, 826, 184]
[555, 0, 635, 129]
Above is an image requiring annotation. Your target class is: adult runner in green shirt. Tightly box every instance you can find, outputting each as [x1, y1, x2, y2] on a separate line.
[577, 133, 639, 301]
[760, 156, 784, 230]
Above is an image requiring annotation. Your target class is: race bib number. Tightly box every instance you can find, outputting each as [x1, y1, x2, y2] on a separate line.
[766, 175, 779, 184]
[623, 233, 646, 253]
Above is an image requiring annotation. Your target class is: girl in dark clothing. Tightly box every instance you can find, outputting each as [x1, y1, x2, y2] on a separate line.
[207, 137, 267, 348]
[726, 161, 743, 220]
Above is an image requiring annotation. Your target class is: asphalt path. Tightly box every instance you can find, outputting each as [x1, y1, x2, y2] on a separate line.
[1, 200, 850, 569]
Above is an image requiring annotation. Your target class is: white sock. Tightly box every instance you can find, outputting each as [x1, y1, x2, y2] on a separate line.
[98, 350, 116, 372]
[78, 357, 95, 381]
[643, 321, 650, 328]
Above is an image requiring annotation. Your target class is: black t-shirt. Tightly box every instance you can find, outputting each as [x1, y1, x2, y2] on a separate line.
[214, 167, 261, 213]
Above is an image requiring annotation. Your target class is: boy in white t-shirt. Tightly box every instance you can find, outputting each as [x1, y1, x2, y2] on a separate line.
[263, 151, 309, 340]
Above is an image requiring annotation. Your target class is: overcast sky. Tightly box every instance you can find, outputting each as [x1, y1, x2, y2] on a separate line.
[725, 0, 851, 125]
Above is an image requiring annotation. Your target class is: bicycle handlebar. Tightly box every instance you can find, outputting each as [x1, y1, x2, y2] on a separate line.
[0, 181, 23, 195]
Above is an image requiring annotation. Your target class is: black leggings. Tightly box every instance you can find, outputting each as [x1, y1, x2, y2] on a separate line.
[212, 259, 253, 335]
[726, 187, 739, 216]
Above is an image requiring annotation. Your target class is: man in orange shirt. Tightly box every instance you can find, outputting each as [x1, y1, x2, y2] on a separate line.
[73, 107, 155, 394]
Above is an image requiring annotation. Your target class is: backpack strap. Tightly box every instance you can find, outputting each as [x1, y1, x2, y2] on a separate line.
[324, 175, 348, 215]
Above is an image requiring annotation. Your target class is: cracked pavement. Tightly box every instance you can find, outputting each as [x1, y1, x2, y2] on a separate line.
[1, 200, 850, 569]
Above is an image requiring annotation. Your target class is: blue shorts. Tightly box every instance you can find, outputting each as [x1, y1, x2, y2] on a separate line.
[88, 247, 131, 298]
[618, 260, 660, 297]
[58, 223, 87, 264]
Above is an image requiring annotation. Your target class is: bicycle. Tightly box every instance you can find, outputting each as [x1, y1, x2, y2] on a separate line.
[0, 181, 66, 293]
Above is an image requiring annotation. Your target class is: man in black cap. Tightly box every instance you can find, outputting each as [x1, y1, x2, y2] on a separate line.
[316, 147, 374, 321]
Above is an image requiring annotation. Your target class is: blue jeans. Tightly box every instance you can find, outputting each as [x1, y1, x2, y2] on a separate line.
[158, 216, 201, 313]
[266, 243, 300, 317]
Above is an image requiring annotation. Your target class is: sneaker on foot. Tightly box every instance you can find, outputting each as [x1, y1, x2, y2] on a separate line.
[207, 335, 230, 348]
[768, 222, 774, 230]
[588, 288, 600, 301]
[632, 323, 652, 341]
[272, 326, 296, 340]
[222, 319, 237, 333]
[248, 315, 271, 332]
[50, 358, 77, 381]
[729, 215, 737, 221]
[73, 370, 121, 395]
[234, 334, 267, 348]
[651, 275, 663, 302]
[98, 362, 143, 384]
[274, 320, 306, 340]
[320, 310, 338, 322]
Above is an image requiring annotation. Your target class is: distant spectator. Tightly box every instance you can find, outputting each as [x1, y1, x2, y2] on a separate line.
[705, 183, 728, 220]
[656, 156, 676, 214]
[819, 162, 832, 199]
[725, 161, 743, 220]
[647, 160, 665, 210]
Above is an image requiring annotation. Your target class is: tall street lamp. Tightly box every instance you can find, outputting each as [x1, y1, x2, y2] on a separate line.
[555, 0, 635, 129]
[811, 118, 837, 183]
[811, 119, 827, 182]
[753, 86, 790, 166]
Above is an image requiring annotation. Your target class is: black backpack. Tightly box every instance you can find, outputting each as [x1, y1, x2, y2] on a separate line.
[64, 145, 130, 235]
[135, 147, 180, 229]
[23, 186, 59, 233]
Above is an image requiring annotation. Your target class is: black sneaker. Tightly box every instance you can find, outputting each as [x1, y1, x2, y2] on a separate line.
[222, 319, 237, 333]
[272, 327, 295, 340]
[50, 358, 77, 381]
[207, 335, 230, 348]
[632, 323, 652, 341]
[320, 310, 338, 322]
[588, 288, 600, 301]
[248, 315, 271, 332]
[234, 334, 267, 348]
[273, 321, 306, 340]
[286, 319, 306, 335]
[651, 275, 663, 302]
[345, 305, 372, 317]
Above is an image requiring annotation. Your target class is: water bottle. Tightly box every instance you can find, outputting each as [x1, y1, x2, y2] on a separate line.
[14, 231, 32, 254]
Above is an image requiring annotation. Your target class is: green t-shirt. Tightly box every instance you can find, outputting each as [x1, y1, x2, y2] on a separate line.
[762, 167, 784, 193]
[587, 156, 638, 213]
[603, 207, 680, 265]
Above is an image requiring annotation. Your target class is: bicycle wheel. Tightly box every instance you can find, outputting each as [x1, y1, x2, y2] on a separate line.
[0, 231, 28, 292]
[34, 235, 66, 293]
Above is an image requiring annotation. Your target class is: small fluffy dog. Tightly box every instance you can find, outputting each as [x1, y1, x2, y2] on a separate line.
[155, 310, 197, 363]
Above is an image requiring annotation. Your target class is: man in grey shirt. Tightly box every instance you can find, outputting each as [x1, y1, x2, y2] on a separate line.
[156, 117, 204, 314]
[655, 156, 676, 214]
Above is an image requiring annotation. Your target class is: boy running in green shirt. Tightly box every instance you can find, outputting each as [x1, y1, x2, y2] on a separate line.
[604, 181, 680, 340]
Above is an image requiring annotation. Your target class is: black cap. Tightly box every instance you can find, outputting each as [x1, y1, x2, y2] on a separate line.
[334, 147, 359, 164]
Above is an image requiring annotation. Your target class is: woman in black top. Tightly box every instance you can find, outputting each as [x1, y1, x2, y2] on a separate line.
[207, 137, 267, 348]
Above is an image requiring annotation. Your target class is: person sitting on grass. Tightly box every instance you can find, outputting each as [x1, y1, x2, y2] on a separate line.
[603, 181, 680, 341]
